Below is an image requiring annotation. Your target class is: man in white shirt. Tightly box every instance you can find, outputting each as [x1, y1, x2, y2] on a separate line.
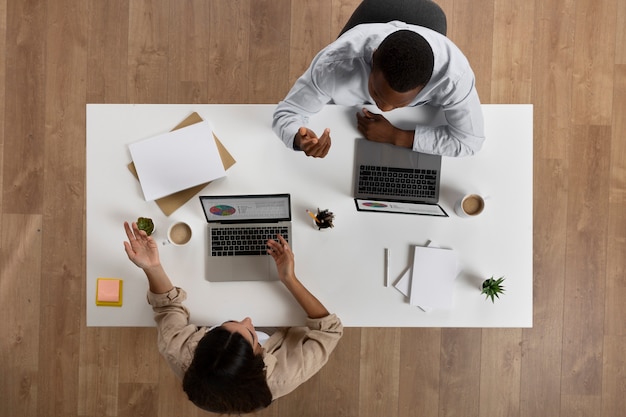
[272, 19, 485, 158]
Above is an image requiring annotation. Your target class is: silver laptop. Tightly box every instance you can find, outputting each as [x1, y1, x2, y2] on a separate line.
[353, 139, 448, 217]
[199, 194, 292, 282]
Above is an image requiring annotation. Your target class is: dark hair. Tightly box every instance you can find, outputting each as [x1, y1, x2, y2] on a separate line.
[183, 327, 272, 414]
[373, 30, 434, 92]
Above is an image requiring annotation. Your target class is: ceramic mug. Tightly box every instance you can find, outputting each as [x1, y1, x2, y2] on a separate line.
[167, 221, 192, 246]
[454, 194, 485, 217]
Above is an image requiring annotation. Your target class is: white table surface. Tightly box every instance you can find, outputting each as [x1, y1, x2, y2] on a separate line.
[86, 104, 533, 327]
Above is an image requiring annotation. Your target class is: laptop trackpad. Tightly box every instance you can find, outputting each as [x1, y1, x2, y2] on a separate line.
[207, 255, 277, 282]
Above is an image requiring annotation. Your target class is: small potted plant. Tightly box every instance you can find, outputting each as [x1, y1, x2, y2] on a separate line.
[481, 276, 505, 303]
[137, 217, 155, 236]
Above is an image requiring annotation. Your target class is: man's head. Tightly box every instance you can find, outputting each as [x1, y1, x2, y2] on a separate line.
[369, 30, 434, 111]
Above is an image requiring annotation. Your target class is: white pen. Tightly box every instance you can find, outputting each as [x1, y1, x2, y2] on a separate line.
[384, 248, 390, 287]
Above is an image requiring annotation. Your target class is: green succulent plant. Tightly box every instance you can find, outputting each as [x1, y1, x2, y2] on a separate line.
[481, 276, 506, 303]
[137, 217, 155, 236]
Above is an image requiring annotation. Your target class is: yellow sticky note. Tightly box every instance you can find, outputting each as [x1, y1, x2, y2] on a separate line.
[96, 278, 123, 307]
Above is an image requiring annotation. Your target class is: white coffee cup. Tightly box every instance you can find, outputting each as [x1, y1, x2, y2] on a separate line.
[454, 194, 485, 217]
[167, 222, 192, 246]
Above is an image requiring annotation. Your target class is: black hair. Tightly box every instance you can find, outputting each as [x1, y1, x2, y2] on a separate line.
[182, 327, 272, 414]
[373, 30, 434, 92]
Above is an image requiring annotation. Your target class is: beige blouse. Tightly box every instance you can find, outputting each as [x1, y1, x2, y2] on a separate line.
[147, 287, 343, 399]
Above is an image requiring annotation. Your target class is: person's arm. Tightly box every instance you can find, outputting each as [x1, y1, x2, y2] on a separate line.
[271, 64, 331, 152]
[411, 85, 485, 157]
[123, 221, 174, 294]
[123, 221, 203, 378]
[266, 235, 329, 318]
[356, 88, 485, 157]
[356, 108, 415, 148]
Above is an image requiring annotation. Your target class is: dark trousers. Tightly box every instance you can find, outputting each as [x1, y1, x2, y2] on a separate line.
[339, 0, 447, 37]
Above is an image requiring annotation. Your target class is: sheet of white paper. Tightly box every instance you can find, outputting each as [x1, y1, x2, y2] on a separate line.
[129, 121, 226, 201]
[395, 241, 444, 298]
[395, 242, 443, 312]
[394, 266, 411, 297]
[395, 267, 435, 313]
[409, 246, 459, 309]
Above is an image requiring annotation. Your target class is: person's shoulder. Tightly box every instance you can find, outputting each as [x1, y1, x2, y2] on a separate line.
[317, 24, 389, 63]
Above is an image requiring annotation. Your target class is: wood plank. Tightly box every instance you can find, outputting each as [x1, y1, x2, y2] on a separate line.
[520, 158, 567, 417]
[617, 2, 626, 64]
[561, 394, 602, 417]
[77, 328, 120, 417]
[0, 214, 42, 417]
[44, 0, 87, 182]
[439, 329, 481, 417]
[318, 327, 361, 417]
[288, 0, 332, 86]
[118, 383, 159, 417]
[359, 328, 401, 417]
[571, 0, 617, 125]
[118, 328, 160, 383]
[601, 63, 626, 417]
[445, 0, 494, 102]
[37, 0, 88, 414]
[0, 0, 6, 211]
[167, 0, 210, 103]
[248, 0, 291, 103]
[398, 328, 441, 417]
[531, 0, 575, 160]
[479, 329, 522, 417]
[330, 0, 361, 37]
[127, 0, 170, 103]
[156, 358, 201, 417]
[560, 125, 611, 417]
[490, 0, 535, 103]
[86, 0, 130, 103]
[2, 0, 46, 214]
[208, 0, 251, 103]
[275, 372, 321, 417]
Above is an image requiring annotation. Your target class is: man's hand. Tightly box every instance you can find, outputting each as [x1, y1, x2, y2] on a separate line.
[295, 126, 332, 158]
[356, 108, 414, 148]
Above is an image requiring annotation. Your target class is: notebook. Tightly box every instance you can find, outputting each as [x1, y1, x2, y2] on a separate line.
[353, 139, 447, 217]
[199, 194, 292, 282]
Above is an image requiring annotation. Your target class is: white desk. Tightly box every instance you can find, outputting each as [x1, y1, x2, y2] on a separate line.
[86, 104, 533, 327]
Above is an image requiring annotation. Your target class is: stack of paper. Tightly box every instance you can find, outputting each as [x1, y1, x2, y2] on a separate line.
[394, 243, 459, 312]
[129, 121, 226, 201]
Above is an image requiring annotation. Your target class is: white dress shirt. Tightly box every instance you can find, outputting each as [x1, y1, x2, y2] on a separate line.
[272, 21, 485, 157]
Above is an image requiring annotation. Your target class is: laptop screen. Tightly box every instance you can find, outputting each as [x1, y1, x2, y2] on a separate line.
[199, 194, 291, 224]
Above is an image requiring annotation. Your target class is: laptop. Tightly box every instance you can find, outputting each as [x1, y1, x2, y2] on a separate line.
[353, 139, 448, 217]
[199, 194, 292, 282]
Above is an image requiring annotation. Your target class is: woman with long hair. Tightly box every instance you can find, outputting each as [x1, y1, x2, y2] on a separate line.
[123, 221, 343, 413]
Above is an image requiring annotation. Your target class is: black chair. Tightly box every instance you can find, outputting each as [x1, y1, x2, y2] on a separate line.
[339, 0, 447, 37]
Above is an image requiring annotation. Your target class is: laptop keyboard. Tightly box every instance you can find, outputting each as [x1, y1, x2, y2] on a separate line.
[211, 226, 290, 257]
[358, 165, 439, 199]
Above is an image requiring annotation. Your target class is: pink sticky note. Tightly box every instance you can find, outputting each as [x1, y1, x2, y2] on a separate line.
[97, 279, 121, 302]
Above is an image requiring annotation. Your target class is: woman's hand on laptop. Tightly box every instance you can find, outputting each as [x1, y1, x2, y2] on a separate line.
[267, 235, 330, 319]
[295, 126, 332, 158]
[266, 235, 295, 284]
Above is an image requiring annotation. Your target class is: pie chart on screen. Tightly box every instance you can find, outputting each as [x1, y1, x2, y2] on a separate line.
[209, 205, 236, 216]
[363, 202, 388, 208]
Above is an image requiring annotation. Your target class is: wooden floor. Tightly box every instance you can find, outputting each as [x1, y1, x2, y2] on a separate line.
[1, 0, 624, 416]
